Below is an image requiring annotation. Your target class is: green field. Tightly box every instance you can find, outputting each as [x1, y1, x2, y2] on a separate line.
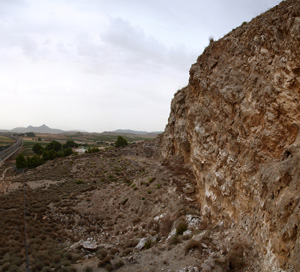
[0, 136, 14, 142]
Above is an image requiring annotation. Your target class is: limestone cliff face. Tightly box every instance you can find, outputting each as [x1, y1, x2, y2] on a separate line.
[161, 0, 300, 271]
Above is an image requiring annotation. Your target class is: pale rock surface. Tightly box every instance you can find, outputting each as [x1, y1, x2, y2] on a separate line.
[160, 0, 300, 271]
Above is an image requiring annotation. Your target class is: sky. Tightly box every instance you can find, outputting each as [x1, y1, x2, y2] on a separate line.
[0, 0, 282, 133]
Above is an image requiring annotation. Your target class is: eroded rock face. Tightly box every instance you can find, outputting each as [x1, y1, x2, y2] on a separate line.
[160, 1, 300, 271]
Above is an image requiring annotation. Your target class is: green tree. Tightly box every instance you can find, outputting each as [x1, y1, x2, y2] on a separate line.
[63, 140, 79, 148]
[26, 132, 36, 137]
[32, 143, 44, 155]
[49, 149, 57, 160]
[63, 147, 73, 157]
[27, 155, 43, 168]
[15, 154, 27, 169]
[115, 136, 128, 148]
[42, 150, 57, 160]
[45, 141, 62, 152]
[42, 150, 50, 161]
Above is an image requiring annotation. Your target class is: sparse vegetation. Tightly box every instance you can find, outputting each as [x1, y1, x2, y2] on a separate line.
[176, 221, 188, 235]
[184, 240, 202, 255]
[148, 177, 156, 183]
[122, 198, 128, 205]
[168, 235, 181, 245]
[144, 240, 152, 249]
[15, 153, 27, 169]
[85, 147, 99, 154]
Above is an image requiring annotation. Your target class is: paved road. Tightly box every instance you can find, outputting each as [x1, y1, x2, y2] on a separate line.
[0, 137, 23, 162]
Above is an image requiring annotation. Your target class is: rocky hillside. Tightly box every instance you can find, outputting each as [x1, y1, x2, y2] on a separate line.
[160, 0, 300, 271]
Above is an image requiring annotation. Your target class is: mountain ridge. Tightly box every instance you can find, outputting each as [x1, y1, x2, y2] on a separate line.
[0, 125, 161, 135]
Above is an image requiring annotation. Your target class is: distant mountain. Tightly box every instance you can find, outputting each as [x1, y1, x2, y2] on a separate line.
[10, 124, 64, 134]
[112, 129, 162, 135]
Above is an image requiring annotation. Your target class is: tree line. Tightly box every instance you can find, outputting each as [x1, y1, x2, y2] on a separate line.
[15, 136, 128, 169]
[15, 140, 78, 169]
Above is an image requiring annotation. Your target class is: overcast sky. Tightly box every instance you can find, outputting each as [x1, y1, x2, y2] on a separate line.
[0, 0, 282, 132]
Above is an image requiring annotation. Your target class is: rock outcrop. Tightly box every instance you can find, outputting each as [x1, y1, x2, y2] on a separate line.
[160, 1, 300, 271]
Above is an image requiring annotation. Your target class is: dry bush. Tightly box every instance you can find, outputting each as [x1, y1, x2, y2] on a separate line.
[105, 263, 113, 271]
[120, 248, 131, 257]
[160, 216, 173, 237]
[184, 240, 202, 255]
[110, 248, 119, 255]
[168, 235, 181, 245]
[98, 255, 111, 268]
[124, 239, 139, 249]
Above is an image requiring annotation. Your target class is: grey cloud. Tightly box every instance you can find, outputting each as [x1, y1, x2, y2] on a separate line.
[75, 17, 197, 76]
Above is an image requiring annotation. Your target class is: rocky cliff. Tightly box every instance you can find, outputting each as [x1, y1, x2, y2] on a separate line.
[161, 0, 300, 271]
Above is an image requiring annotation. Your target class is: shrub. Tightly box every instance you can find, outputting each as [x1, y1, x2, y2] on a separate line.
[32, 143, 44, 155]
[184, 240, 202, 255]
[85, 147, 99, 154]
[147, 190, 152, 194]
[27, 155, 44, 168]
[75, 180, 84, 184]
[114, 260, 124, 269]
[8, 264, 22, 272]
[121, 198, 128, 205]
[144, 240, 151, 249]
[15, 154, 27, 169]
[176, 221, 188, 235]
[148, 177, 155, 183]
[108, 175, 117, 182]
[124, 239, 139, 248]
[156, 183, 162, 189]
[1, 262, 11, 271]
[105, 263, 113, 272]
[110, 248, 119, 255]
[98, 256, 111, 267]
[63, 252, 73, 261]
[115, 136, 128, 148]
[168, 235, 180, 245]
[45, 141, 62, 152]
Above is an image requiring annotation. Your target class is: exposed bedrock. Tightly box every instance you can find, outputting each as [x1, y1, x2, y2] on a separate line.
[160, 0, 300, 271]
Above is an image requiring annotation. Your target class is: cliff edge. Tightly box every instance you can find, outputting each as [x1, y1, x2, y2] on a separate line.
[161, 0, 300, 271]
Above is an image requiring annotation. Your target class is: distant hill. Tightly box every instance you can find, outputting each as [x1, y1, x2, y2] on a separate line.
[9, 124, 64, 134]
[112, 129, 162, 135]
[0, 125, 161, 136]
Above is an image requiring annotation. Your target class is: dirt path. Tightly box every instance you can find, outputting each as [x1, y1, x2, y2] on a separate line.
[0, 166, 12, 180]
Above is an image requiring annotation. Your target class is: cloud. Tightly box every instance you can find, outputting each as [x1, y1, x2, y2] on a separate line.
[0, 0, 283, 132]
[73, 17, 196, 78]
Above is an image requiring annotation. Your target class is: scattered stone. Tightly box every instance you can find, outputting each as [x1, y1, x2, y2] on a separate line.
[183, 184, 195, 194]
[135, 237, 149, 250]
[183, 230, 192, 237]
[166, 229, 176, 241]
[82, 239, 98, 251]
[186, 215, 201, 228]
[70, 241, 83, 250]
[178, 266, 199, 272]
